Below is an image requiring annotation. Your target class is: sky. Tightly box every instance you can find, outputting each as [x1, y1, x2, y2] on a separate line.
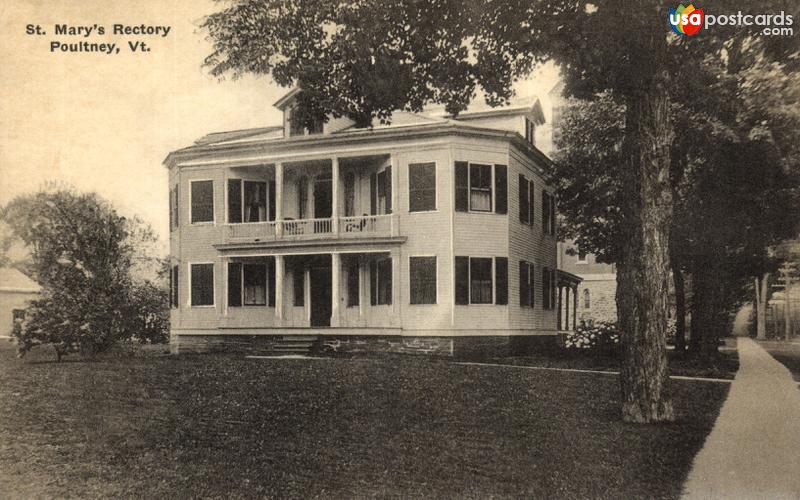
[0, 0, 559, 251]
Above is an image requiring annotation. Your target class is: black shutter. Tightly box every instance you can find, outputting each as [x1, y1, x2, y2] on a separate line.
[542, 190, 549, 233]
[267, 258, 276, 307]
[529, 263, 535, 307]
[268, 181, 276, 221]
[455, 256, 470, 305]
[174, 187, 179, 227]
[494, 165, 507, 214]
[228, 262, 242, 307]
[385, 166, 392, 214]
[370, 260, 378, 305]
[228, 179, 242, 223]
[519, 261, 528, 307]
[519, 174, 527, 223]
[370, 173, 377, 215]
[529, 181, 535, 226]
[542, 267, 550, 309]
[495, 257, 508, 305]
[171, 265, 179, 308]
[550, 194, 556, 235]
[385, 258, 393, 304]
[455, 162, 469, 212]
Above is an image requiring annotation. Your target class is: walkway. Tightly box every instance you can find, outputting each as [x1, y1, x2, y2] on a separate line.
[682, 338, 800, 499]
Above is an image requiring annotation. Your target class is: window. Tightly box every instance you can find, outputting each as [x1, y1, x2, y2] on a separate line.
[344, 172, 356, 217]
[190, 180, 214, 224]
[409, 257, 437, 304]
[577, 251, 587, 264]
[456, 162, 506, 214]
[470, 258, 493, 304]
[170, 265, 179, 308]
[169, 185, 179, 231]
[12, 309, 25, 322]
[409, 163, 436, 212]
[543, 191, 556, 235]
[518, 175, 534, 224]
[519, 261, 534, 307]
[346, 257, 360, 307]
[289, 107, 305, 137]
[370, 168, 392, 215]
[243, 264, 267, 306]
[542, 267, 556, 310]
[190, 263, 214, 306]
[525, 117, 536, 145]
[293, 263, 305, 307]
[244, 181, 267, 222]
[469, 164, 492, 212]
[307, 116, 324, 135]
[370, 257, 392, 305]
[297, 177, 308, 219]
[583, 289, 591, 309]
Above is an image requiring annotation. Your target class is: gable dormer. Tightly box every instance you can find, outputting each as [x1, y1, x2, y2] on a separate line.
[274, 88, 354, 137]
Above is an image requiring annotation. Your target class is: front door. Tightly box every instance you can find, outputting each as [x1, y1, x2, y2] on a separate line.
[310, 264, 332, 327]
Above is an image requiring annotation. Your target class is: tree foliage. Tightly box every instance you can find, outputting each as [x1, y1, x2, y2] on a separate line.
[1, 188, 168, 361]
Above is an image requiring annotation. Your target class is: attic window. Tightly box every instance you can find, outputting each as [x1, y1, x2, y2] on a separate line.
[525, 118, 536, 145]
[288, 106, 324, 136]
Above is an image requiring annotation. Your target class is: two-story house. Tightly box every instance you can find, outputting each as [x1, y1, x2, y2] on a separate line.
[164, 88, 577, 356]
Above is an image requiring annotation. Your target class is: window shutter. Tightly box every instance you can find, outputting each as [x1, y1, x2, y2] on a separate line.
[529, 264, 535, 307]
[455, 162, 469, 212]
[268, 181, 276, 221]
[267, 258, 276, 307]
[369, 260, 378, 305]
[171, 265, 179, 308]
[494, 165, 507, 214]
[370, 173, 377, 215]
[228, 180, 242, 223]
[528, 181, 534, 226]
[542, 267, 550, 309]
[495, 257, 508, 305]
[385, 166, 392, 214]
[455, 256, 470, 305]
[227, 263, 242, 307]
[518, 174, 528, 223]
[174, 187, 179, 227]
[385, 258, 393, 304]
[519, 261, 529, 307]
[550, 194, 556, 235]
[544, 192, 550, 233]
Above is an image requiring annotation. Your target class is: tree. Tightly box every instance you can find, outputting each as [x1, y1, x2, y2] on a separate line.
[1, 188, 168, 361]
[202, 0, 797, 422]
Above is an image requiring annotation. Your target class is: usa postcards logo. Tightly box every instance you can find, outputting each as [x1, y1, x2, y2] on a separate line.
[669, 4, 704, 36]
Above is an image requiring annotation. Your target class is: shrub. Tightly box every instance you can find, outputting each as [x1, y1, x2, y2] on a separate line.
[565, 321, 620, 353]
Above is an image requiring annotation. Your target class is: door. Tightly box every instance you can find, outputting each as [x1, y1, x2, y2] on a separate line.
[310, 264, 332, 327]
[314, 176, 332, 219]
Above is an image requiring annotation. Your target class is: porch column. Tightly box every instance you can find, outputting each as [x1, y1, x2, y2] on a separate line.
[275, 255, 284, 321]
[331, 157, 339, 235]
[564, 287, 570, 332]
[573, 286, 578, 330]
[557, 286, 563, 330]
[331, 252, 341, 327]
[275, 162, 284, 237]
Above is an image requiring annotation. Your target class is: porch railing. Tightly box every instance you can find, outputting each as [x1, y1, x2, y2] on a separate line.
[225, 214, 396, 243]
[280, 218, 333, 238]
[227, 221, 277, 240]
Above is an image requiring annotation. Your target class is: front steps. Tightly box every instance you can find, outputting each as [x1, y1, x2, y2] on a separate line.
[271, 335, 318, 355]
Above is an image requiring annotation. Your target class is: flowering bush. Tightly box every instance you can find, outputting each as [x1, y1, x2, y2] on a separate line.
[565, 321, 620, 353]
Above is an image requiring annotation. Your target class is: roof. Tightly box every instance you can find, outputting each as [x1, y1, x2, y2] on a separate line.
[0, 268, 40, 294]
[194, 127, 283, 146]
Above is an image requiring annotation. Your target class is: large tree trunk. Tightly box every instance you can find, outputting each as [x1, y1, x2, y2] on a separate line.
[616, 33, 675, 424]
[673, 262, 687, 352]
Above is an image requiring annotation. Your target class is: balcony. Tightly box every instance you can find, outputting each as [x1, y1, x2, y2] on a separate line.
[225, 214, 397, 243]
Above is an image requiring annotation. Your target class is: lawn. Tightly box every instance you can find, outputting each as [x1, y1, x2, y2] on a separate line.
[0, 342, 729, 499]
[487, 343, 740, 381]
[759, 340, 800, 382]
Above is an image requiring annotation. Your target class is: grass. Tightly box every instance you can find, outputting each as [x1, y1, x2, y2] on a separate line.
[0, 341, 729, 499]
[759, 339, 800, 382]
[487, 343, 740, 381]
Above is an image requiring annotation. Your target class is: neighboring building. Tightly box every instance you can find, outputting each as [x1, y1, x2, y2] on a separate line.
[557, 243, 617, 323]
[0, 268, 40, 339]
[164, 88, 571, 356]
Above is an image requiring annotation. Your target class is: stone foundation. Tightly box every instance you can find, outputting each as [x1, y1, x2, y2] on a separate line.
[171, 332, 561, 358]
